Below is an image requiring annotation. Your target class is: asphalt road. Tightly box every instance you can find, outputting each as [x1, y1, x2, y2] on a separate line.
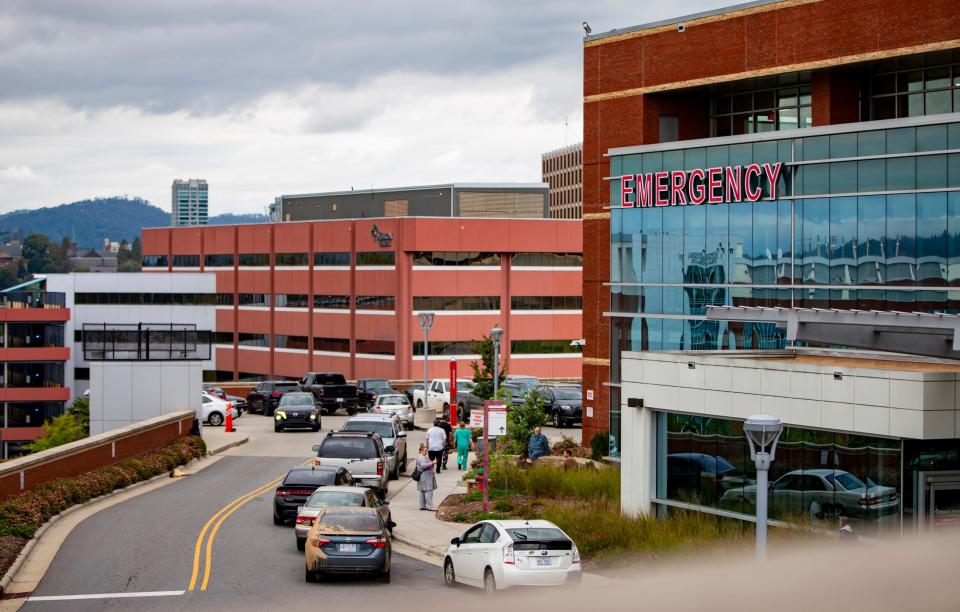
[21, 412, 446, 611]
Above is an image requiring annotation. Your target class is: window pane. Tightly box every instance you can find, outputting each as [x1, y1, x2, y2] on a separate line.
[917, 155, 948, 189]
[917, 125, 948, 152]
[829, 161, 857, 194]
[917, 193, 947, 286]
[887, 157, 916, 190]
[858, 196, 886, 286]
[885, 195, 916, 286]
[926, 90, 951, 115]
[858, 159, 886, 192]
[858, 131, 886, 156]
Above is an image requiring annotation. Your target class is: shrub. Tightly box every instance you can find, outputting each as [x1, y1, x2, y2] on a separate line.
[590, 431, 610, 461]
[488, 459, 619, 502]
[551, 435, 590, 458]
[493, 499, 515, 512]
[0, 436, 205, 539]
[504, 388, 547, 457]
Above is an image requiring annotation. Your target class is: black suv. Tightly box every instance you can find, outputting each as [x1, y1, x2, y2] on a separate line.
[357, 379, 396, 409]
[247, 380, 300, 416]
[273, 466, 355, 525]
[539, 385, 582, 428]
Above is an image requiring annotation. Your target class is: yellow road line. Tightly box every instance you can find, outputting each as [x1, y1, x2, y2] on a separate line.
[187, 477, 282, 592]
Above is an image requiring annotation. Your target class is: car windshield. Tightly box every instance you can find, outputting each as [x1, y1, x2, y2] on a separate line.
[317, 514, 381, 532]
[379, 396, 408, 406]
[319, 438, 379, 459]
[506, 527, 567, 541]
[551, 387, 581, 400]
[699, 455, 736, 474]
[280, 394, 314, 406]
[366, 380, 390, 388]
[342, 421, 394, 438]
[827, 472, 867, 490]
[283, 470, 336, 486]
[306, 490, 366, 508]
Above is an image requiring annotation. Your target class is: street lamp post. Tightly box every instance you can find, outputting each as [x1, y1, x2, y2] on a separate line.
[743, 414, 783, 559]
[483, 326, 504, 513]
[417, 313, 435, 412]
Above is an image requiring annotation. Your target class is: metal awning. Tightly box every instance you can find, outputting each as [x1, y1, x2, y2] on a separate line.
[705, 305, 960, 360]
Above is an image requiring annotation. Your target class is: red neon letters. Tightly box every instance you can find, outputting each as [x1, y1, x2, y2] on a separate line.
[620, 162, 782, 208]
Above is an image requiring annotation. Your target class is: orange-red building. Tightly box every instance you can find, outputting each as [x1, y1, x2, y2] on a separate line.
[142, 216, 582, 382]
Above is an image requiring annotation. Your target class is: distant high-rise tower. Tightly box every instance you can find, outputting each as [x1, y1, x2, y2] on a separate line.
[542, 143, 582, 219]
[171, 179, 208, 226]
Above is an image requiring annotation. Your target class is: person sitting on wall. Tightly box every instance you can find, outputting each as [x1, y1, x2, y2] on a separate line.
[562, 449, 579, 471]
[527, 427, 550, 460]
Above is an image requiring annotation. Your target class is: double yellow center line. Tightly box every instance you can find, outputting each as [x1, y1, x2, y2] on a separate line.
[187, 475, 284, 592]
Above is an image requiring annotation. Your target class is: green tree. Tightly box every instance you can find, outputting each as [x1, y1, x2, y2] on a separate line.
[27, 397, 89, 453]
[118, 236, 142, 272]
[469, 330, 506, 400]
[21, 233, 54, 274]
[67, 396, 90, 432]
[504, 387, 547, 455]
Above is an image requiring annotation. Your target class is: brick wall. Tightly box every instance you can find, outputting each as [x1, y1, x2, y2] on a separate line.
[580, 0, 960, 439]
[0, 410, 195, 501]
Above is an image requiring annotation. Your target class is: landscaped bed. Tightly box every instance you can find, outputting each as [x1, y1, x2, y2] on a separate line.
[441, 458, 811, 569]
[0, 435, 206, 580]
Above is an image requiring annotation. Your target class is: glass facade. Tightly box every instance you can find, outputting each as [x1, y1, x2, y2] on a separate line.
[610, 116, 960, 528]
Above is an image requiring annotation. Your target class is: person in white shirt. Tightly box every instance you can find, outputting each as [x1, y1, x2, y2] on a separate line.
[426, 419, 447, 473]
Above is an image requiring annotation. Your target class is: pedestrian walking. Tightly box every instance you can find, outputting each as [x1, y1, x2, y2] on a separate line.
[416, 444, 437, 511]
[439, 415, 453, 470]
[453, 421, 474, 470]
[426, 419, 447, 473]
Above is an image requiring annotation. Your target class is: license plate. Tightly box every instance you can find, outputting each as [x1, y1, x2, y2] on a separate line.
[337, 398, 344, 403]
[536, 558, 552, 566]
[339, 543, 357, 552]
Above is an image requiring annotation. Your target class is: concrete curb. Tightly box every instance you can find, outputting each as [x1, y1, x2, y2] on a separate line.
[205, 433, 249, 455]
[392, 533, 445, 560]
[0, 467, 177, 595]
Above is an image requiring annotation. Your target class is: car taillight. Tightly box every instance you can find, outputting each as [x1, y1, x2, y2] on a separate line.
[311, 538, 330, 548]
[296, 515, 314, 526]
[890, 493, 898, 501]
[313, 458, 321, 466]
[374, 406, 382, 412]
[365, 536, 387, 549]
[860, 496, 883, 506]
[271, 391, 282, 397]
[275, 489, 289, 497]
[377, 461, 384, 476]
[503, 543, 515, 565]
[572, 544, 581, 564]
[370, 394, 377, 401]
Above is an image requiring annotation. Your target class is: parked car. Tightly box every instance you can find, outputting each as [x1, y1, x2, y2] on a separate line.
[357, 379, 397, 409]
[201, 391, 237, 427]
[720, 468, 899, 518]
[500, 383, 526, 408]
[340, 414, 408, 480]
[667, 453, 748, 504]
[312, 432, 389, 497]
[403, 383, 423, 406]
[505, 375, 540, 394]
[205, 386, 247, 414]
[294, 486, 393, 551]
[273, 466, 354, 525]
[371, 394, 415, 430]
[539, 385, 583, 428]
[246, 380, 300, 416]
[299, 372, 359, 415]
[274, 392, 321, 432]
[415, 378, 475, 414]
[304, 507, 392, 583]
[444, 520, 581, 592]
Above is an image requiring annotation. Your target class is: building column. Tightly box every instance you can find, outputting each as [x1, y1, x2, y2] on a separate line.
[620, 402, 654, 517]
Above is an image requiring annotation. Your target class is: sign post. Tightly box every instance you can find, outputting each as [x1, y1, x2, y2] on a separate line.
[480, 400, 506, 512]
[449, 359, 457, 424]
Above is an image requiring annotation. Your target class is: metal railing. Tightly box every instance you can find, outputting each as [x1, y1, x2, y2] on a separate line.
[1, 292, 67, 309]
[82, 323, 212, 361]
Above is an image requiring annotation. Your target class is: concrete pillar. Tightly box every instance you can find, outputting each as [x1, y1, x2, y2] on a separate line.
[620, 402, 654, 516]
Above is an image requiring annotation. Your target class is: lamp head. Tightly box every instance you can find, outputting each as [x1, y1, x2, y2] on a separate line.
[490, 327, 504, 344]
[418, 312, 435, 331]
[744, 414, 783, 461]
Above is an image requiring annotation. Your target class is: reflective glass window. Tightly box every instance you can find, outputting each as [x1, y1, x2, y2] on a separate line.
[917, 155, 948, 189]
[916, 193, 948, 286]
[885, 195, 917, 286]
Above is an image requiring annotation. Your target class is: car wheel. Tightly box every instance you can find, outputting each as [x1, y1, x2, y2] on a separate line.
[443, 403, 450, 420]
[379, 569, 391, 584]
[346, 407, 357, 416]
[312, 425, 320, 432]
[389, 462, 399, 481]
[274, 424, 282, 433]
[209, 412, 224, 427]
[297, 538, 305, 552]
[305, 567, 319, 583]
[483, 568, 496, 595]
[273, 513, 284, 526]
[399, 452, 407, 473]
[416, 400, 423, 409]
[443, 558, 456, 587]
[552, 410, 561, 428]
[457, 405, 465, 423]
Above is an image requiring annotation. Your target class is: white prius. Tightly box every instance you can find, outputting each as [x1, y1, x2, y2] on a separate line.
[443, 520, 581, 593]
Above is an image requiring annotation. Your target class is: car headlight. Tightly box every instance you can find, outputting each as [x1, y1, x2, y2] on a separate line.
[275, 410, 286, 419]
[309, 413, 317, 420]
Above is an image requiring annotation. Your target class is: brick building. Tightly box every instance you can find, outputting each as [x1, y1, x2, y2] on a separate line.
[542, 144, 583, 219]
[581, 0, 960, 449]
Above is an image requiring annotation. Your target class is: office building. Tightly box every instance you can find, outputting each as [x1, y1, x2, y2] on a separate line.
[542, 143, 583, 219]
[142, 211, 582, 382]
[172, 179, 208, 227]
[582, 0, 960, 530]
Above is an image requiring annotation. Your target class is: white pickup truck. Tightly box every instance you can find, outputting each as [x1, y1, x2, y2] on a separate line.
[412, 378, 475, 417]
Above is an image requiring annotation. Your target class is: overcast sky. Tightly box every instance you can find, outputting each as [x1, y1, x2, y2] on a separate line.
[0, 0, 726, 216]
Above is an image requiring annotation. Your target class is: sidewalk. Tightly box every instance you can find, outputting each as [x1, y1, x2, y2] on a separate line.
[389, 452, 472, 557]
[201, 424, 249, 455]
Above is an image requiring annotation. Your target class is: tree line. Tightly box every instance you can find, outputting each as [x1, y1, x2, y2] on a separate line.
[0, 233, 141, 290]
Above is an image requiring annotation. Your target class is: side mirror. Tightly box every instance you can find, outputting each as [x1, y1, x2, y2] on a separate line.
[388, 520, 397, 529]
[450, 537, 461, 547]
[385, 445, 395, 454]
[297, 506, 303, 513]
[397, 431, 407, 438]
[311, 444, 322, 453]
